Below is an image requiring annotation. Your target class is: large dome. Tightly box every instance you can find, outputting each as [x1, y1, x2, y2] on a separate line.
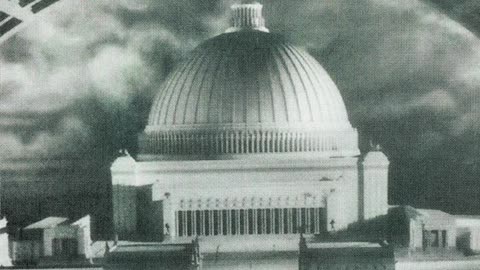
[140, 4, 358, 159]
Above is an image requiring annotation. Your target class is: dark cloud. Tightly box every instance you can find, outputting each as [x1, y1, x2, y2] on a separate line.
[429, 0, 480, 36]
[259, 0, 480, 159]
[0, 0, 479, 175]
[0, 0, 230, 160]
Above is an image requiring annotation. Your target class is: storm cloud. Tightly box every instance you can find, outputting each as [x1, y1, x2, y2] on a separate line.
[0, 0, 479, 163]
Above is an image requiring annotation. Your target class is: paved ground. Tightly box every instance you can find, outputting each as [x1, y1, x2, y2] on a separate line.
[9, 260, 480, 270]
[397, 260, 480, 270]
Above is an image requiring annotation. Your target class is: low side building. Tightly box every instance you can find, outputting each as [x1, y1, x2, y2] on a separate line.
[299, 239, 395, 270]
[12, 215, 92, 266]
[388, 206, 457, 253]
[455, 215, 480, 254]
[105, 240, 200, 270]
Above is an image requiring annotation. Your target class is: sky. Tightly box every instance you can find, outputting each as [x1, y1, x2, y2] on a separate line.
[0, 0, 480, 211]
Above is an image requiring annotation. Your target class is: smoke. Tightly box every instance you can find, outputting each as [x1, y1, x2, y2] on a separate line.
[0, 0, 480, 162]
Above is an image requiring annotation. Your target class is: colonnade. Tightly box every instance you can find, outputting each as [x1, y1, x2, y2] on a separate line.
[141, 129, 358, 155]
[176, 207, 326, 237]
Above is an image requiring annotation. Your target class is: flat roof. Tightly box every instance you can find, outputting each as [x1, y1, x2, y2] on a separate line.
[308, 242, 382, 249]
[113, 243, 188, 253]
[417, 209, 453, 219]
[456, 215, 480, 227]
[106, 242, 193, 265]
[24, 217, 69, 229]
[303, 243, 394, 261]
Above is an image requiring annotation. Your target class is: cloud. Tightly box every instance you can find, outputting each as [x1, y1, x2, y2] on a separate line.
[0, 0, 480, 162]
[0, 115, 90, 157]
[261, 0, 480, 158]
[87, 45, 152, 105]
[0, 0, 229, 160]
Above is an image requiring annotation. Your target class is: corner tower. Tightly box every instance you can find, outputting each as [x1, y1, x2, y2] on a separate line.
[358, 147, 389, 221]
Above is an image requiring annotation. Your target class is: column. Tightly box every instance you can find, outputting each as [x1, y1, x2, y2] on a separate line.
[253, 209, 258, 234]
[298, 208, 303, 233]
[279, 209, 284, 234]
[220, 133, 225, 154]
[175, 212, 180, 237]
[236, 210, 241, 235]
[260, 131, 265, 153]
[270, 209, 275, 234]
[201, 211, 205, 236]
[193, 211, 197, 236]
[183, 211, 188, 237]
[219, 210, 223, 235]
[209, 210, 214, 236]
[227, 210, 232, 235]
[244, 209, 249, 234]
[262, 209, 267, 234]
[266, 132, 272, 152]
[288, 208, 293, 234]
[315, 208, 321, 234]
[305, 208, 313, 233]
[273, 209, 277, 234]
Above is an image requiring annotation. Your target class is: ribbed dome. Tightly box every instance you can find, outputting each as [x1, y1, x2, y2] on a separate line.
[141, 31, 359, 159]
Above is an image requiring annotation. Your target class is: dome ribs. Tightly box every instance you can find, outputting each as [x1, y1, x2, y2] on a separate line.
[236, 50, 249, 124]
[158, 57, 195, 125]
[295, 49, 335, 128]
[149, 56, 189, 125]
[233, 50, 247, 124]
[160, 54, 201, 125]
[268, 47, 290, 123]
[142, 32, 359, 158]
[187, 50, 221, 125]
[221, 44, 238, 124]
[243, 48, 261, 124]
[284, 45, 319, 123]
[206, 44, 231, 125]
[296, 49, 341, 130]
[172, 51, 207, 125]
[272, 46, 301, 123]
[264, 49, 278, 123]
[256, 47, 275, 123]
[254, 52, 264, 124]
[274, 45, 304, 123]
[310, 50, 350, 128]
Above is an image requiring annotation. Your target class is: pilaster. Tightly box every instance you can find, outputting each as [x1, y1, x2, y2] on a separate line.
[111, 151, 138, 240]
[358, 150, 389, 221]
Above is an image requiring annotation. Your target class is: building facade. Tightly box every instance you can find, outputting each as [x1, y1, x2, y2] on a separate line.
[111, 2, 389, 243]
[12, 215, 92, 265]
[388, 206, 457, 252]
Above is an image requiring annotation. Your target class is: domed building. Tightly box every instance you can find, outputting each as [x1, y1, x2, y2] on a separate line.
[111, 2, 388, 243]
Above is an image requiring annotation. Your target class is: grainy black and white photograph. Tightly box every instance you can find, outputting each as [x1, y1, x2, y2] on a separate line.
[0, 0, 480, 269]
